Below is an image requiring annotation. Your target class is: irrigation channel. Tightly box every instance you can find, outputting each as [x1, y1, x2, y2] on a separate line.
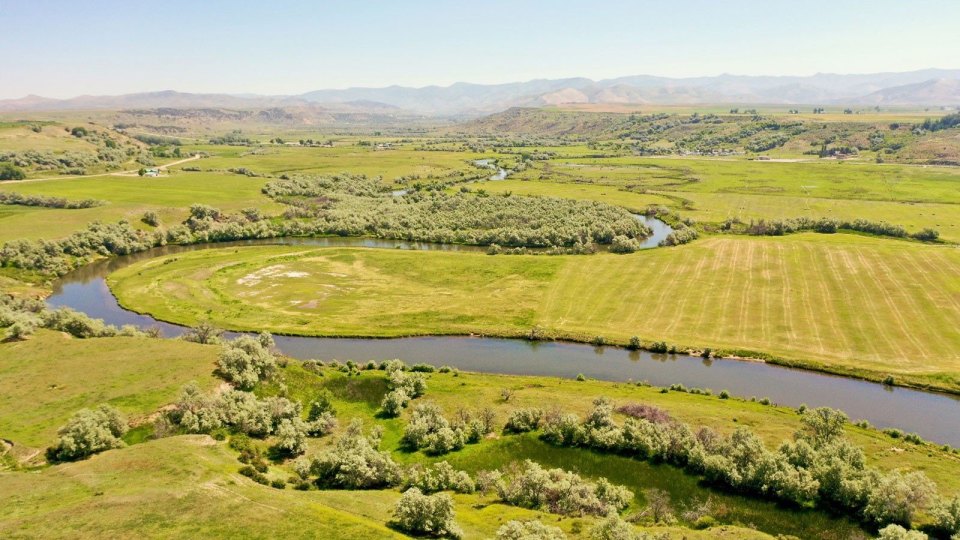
[47, 222, 960, 446]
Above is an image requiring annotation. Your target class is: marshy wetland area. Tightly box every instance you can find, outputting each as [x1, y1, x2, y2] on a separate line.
[3, 5, 960, 538]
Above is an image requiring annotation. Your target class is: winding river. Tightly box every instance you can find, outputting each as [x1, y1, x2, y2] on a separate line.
[46, 227, 960, 446]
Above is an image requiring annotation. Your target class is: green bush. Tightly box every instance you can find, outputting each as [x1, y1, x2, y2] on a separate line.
[46, 405, 127, 462]
[504, 408, 544, 433]
[496, 520, 566, 540]
[402, 403, 467, 455]
[0, 163, 26, 180]
[876, 524, 928, 539]
[497, 460, 632, 517]
[931, 495, 960, 537]
[216, 333, 276, 390]
[403, 461, 474, 494]
[391, 487, 462, 538]
[380, 389, 409, 418]
[308, 419, 400, 489]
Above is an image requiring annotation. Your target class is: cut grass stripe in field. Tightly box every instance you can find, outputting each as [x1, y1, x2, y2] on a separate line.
[108, 234, 960, 389]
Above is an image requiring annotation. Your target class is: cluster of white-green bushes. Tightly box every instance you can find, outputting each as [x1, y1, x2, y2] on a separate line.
[262, 174, 650, 248]
[506, 397, 959, 535]
[378, 359, 428, 416]
[0, 191, 104, 208]
[399, 402, 495, 455]
[1, 293, 153, 340]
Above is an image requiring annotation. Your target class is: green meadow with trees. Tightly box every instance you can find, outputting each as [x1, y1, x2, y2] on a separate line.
[3, 104, 960, 539]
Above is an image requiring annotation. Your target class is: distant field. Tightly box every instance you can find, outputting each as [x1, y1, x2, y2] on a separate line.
[480, 177, 960, 242]
[511, 156, 960, 239]
[0, 170, 283, 241]
[527, 157, 960, 204]
[0, 331, 218, 449]
[678, 192, 960, 241]
[463, 179, 675, 212]
[109, 235, 960, 391]
[180, 143, 497, 183]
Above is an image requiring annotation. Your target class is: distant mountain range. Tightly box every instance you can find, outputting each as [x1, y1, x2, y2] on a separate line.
[2, 69, 959, 116]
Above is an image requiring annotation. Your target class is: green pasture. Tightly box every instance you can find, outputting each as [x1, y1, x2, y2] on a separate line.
[0, 171, 284, 241]
[180, 144, 498, 183]
[0, 331, 219, 450]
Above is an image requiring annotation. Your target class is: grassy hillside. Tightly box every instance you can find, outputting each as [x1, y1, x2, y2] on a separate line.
[108, 235, 960, 391]
[0, 331, 219, 450]
[0, 433, 775, 539]
[0, 435, 408, 539]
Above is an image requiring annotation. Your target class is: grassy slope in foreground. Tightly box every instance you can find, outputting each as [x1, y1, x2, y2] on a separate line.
[0, 435, 405, 539]
[0, 331, 219, 450]
[0, 434, 773, 540]
[109, 234, 960, 392]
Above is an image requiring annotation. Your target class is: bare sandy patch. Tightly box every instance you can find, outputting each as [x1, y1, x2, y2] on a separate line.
[236, 265, 310, 286]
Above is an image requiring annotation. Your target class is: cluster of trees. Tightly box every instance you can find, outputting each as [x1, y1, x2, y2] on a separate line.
[296, 419, 400, 489]
[1, 293, 152, 340]
[298, 418, 639, 537]
[660, 223, 698, 246]
[495, 520, 565, 540]
[262, 174, 649, 248]
[487, 241, 599, 256]
[215, 332, 277, 390]
[46, 405, 127, 462]
[132, 133, 182, 146]
[610, 235, 643, 254]
[918, 113, 960, 133]
[0, 220, 160, 276]
[403, 461, 475, 495]
[504, 408, 544, 433]
[0, 150, 104, 174]
[0, 177, 649, 277]
[497, 516, 666, 540]
[0, 191, 104, 209]
[166, 381, 332, 456]
[0, 204, 274, 276]
[3, 125, 136, 175]
[391, 488, 462, 539]
[0, 162, 26, 180]
[400, 402, 493, 455]
[745, 134, 790, 153]
[525, 398, 952, 532]
[496, 460, 633, 517]
[208, 130, 253, 145]
[394, 469, 657, 538]
[379, 360, 428, 416]
[384, 459, 637, 536]
[743, 217, 939, 242]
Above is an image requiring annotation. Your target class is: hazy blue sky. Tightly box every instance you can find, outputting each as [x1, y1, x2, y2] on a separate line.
[2, 0, 959, 99]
